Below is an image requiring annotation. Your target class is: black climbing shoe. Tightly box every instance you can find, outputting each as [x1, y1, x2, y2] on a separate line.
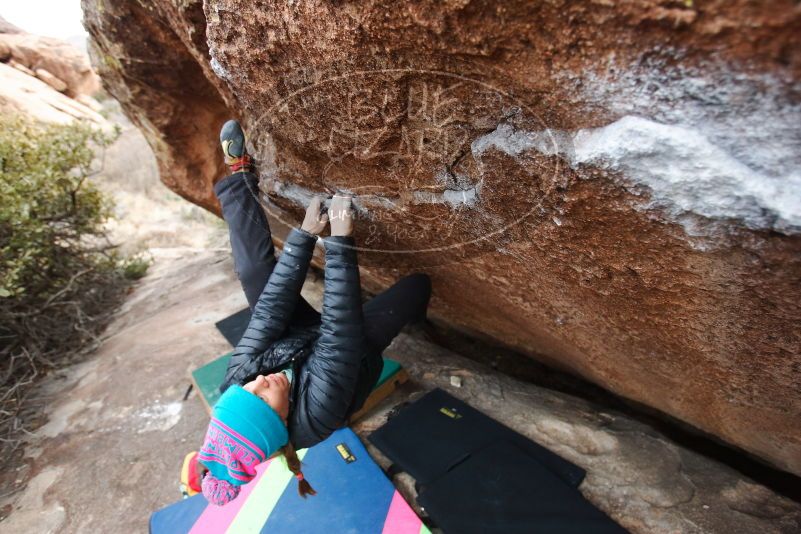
[219, 119, 252, 171]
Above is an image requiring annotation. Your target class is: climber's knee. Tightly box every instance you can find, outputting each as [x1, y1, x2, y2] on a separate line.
[402, 272, 432, 317]
[408, 272, 431, 299]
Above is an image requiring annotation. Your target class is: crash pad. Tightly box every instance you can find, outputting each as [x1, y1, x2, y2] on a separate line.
[191, 353, 407, 417]
[150, 427, 430, 534]
[416, 439, 626, 533]
[214, 307, 251, 347]
[368, 388, 586, 487]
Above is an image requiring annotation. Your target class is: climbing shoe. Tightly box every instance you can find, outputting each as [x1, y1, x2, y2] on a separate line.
[219, 119, 253, 172]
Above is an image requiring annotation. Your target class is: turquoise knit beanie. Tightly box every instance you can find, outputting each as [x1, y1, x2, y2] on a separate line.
[198, 384, 289, 505]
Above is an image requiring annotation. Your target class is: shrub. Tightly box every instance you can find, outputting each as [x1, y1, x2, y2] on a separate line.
[121, 252, 154, 281]
[0, 115, 137, 456]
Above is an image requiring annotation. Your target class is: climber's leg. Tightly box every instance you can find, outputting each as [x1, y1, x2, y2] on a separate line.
[214, 171, 277, 310]
[214, 171, 321, 326]
[364, 273, 432, 358]
[215, 120, 319, 323]
[345, 273, 432, 416]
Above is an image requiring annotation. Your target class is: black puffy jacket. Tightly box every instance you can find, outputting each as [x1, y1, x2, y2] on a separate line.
[219, 228, 370, 449]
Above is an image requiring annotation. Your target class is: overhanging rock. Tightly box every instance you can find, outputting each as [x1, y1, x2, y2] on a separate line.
[82, 0, 801, 475]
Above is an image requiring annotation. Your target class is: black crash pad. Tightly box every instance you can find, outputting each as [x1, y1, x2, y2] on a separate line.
[214, 307, 251, 347]
[416, 439, 626, 534]
[368, 388, 586, 488]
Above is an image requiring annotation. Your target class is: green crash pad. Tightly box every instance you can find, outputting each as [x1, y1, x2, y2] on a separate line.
[191, 354, 405, 415]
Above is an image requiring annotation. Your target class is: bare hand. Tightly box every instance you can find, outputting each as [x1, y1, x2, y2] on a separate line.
[300, 195, 329, 236]
[329, 194, 354, 237]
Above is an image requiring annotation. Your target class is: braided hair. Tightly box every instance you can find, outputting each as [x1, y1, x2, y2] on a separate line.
[281, 440, 316, 497]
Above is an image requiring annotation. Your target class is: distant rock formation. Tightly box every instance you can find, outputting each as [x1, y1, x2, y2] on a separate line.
[82, 0, 801, 475]
[0, 15, 105, 124]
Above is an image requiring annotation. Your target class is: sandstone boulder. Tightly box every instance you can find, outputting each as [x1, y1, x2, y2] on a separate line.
[82, 0, 801, 475]
[0, 40, 10, 62]
[0, 62, 106, 125]
[0, 16, 106, 126]
[0, 16, 100, 98]
[35, 68, 68, 93]
[8, 58, 35, 76]
[0, 15, 22, 34]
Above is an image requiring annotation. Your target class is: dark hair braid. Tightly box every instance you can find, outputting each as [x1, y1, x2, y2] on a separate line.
[282, 441, 316, 498]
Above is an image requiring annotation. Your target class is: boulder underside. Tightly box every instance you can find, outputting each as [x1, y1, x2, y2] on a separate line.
[82, 0, 801, 474]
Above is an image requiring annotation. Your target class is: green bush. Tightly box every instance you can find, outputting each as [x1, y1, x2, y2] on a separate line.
[0, 115, 139, 455]
[121, 252, 154, 281]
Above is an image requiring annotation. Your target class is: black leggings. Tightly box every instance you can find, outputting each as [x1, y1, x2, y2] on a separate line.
[213, 171, 432, 361]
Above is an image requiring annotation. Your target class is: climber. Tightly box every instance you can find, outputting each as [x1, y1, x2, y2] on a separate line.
[197, 120, 432, 506]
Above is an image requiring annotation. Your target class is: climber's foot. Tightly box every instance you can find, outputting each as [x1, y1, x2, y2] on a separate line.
[220, 119, 253, 172]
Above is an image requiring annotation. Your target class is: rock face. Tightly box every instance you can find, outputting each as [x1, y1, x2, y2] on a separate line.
[82, 0, 801, 475]
[0, 16, 105, 124]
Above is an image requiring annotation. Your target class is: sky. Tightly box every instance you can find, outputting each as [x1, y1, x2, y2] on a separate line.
[0, 0, 86, 39]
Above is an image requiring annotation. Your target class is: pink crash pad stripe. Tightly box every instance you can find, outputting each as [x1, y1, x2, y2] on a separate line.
[381, 490, 424, 534]
[188, 457, 274, 534]
[225, 448, 307, 533]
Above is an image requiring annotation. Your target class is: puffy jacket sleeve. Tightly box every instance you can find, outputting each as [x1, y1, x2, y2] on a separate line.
[220, 228, 318, 391]
[296, 235, 366, 442]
